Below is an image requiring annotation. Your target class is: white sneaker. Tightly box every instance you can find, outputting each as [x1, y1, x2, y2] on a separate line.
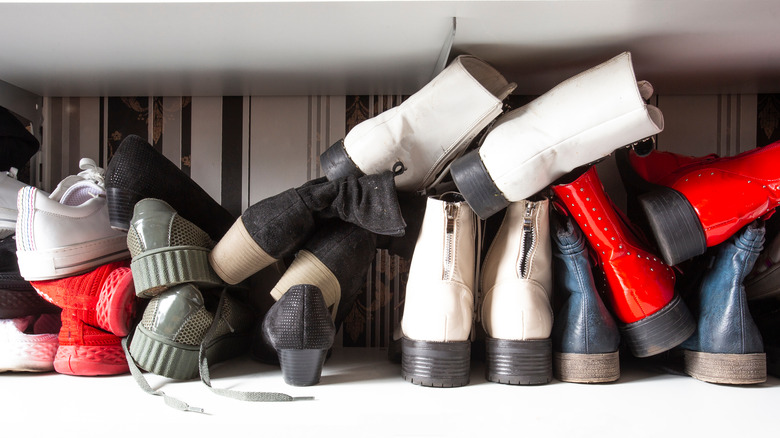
[15, 159, 129, 281]
[0, 314, 60, 372]
[0, 168, 28, 239]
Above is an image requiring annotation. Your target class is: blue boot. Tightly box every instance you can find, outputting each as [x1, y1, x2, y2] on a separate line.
[551, 214, 620, 383]
[681, 221, 767, 384]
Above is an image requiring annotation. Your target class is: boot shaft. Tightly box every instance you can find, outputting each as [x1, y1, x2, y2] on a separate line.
[552, 166, 675, 324]
[323, 55, 514, 192]
[402, 194, 476, 343]
[480, 198, 552, 340]
[551, 215, 620, 355]
[451, 51, 664, 219]
[684, 221, 766, 354]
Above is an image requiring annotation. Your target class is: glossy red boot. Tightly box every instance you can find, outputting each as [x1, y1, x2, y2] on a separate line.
[552, 166, 695, 357]
[630, 141, 780, 266]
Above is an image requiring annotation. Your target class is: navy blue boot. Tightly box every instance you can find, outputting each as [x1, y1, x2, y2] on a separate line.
[681, 221, 767, 384]
[551, 214, 620, 383]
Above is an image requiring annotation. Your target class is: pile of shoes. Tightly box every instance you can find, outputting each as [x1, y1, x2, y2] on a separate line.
[4, 48, 780, 410]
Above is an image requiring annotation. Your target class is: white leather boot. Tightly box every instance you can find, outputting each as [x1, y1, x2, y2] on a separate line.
[320, 55, 515, 193]
[400, 193, 476, 387]
[480, 198, 553, 385]
[451, 51, 664, 219]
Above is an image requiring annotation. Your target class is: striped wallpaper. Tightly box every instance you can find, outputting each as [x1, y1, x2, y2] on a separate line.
[37, 92, 776, 348]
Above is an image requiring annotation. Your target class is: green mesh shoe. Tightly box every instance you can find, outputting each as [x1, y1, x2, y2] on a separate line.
[128, 284, 253, 380]
[127, 198, 224, 298]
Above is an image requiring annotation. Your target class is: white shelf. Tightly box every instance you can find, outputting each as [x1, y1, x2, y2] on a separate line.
[2, 1, 780, 96]
[2, 348, 778, 436]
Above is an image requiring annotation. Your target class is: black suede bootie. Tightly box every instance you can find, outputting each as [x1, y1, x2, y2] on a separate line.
[105, 135, 236, 240]
[209, 172, 403, 285]
[253, 220, 377, 385]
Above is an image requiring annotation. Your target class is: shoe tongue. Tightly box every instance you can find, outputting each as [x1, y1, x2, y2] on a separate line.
[57, 180, 105, 206]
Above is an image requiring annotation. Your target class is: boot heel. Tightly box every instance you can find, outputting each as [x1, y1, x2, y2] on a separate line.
[684, 350, 766, 384]
[401, 337, 470, 387]
[621, 293, 696, 357]
[450, 149, 510, 220]
[107, 187, 143, 231]
[554, 351, 620, 383]
[320, 139, 363, 181]
[485, 337, 552, 385]
[638, 186, 707, 266]
[278, 349, 328, 386]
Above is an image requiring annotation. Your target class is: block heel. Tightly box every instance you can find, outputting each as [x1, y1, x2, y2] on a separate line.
[278, 349, 329, 386]
[554, 351, 620, 383]
[450, 149, 510, 220]
[638, 186, 707, 266]
[401, 337, 471, 387]
[683, 350, 766, 384]
[620, 293, 696, 357]
[107, 187, 143, 232]
[485, 337, 552, 385]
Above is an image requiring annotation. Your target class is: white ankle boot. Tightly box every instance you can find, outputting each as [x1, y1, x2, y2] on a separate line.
[320, 55, 515, 193]
[400, 193, 476, 387]
[451, 51, 664, 219]
[480, 198, 553, 384]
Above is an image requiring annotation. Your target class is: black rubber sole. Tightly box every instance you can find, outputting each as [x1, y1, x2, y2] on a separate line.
[638, 186, 707, 266]
[450, 149, 509, 220]
[485, 337, 552, 385]
[107, 187, 144, 232]
[620, 293, 696, 358]
[319, 139, 364, 182]
[401, 337, 470, 387]
[278, 348, 329, 386]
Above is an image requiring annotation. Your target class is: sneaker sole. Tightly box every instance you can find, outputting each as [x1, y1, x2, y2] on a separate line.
[0, 327, 58, 372]
[16, 237, 130, 281]
[95, 267, 136, 337]
[131, 246, 224, 298]
[129, 323, 249, 380]
[53, 344, 129, 376]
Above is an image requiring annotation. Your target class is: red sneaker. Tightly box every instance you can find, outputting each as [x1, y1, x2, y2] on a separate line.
[54, 310, 129, 376]
[31, 261, 136, 336]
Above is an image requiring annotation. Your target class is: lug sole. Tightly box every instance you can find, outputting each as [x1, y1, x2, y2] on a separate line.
[485, 337, 552, 385]
[131, 246, 223, 298]
[450, 149, 510, 220]
[129, 324, 248, 380]
[553, 351, 620, 383]
[278, 348, 329, 386]
[620, 293, 696, 358]
[638, 186, 707, 266]
[683, 350, 767, 384]
[401, 337, 470, 387]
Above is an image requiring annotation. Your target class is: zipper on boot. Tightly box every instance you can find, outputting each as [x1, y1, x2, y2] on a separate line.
[443, 202, 459, 281]
[518, 203, 536, 279]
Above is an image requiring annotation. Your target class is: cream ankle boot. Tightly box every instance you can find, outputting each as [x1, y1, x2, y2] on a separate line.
[320, 55, 515, 193]
[480, 198, 553, 385]
[400, 193, 476, 387]
[451, 51, 663, 219]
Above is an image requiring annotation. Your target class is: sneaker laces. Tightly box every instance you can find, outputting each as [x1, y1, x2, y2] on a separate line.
[76, 158, 105, 188]
[198, 288, 313, 403]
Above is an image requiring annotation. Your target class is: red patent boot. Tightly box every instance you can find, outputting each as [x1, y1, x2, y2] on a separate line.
[552, 166, 695, 357]
[630, 140, 780, 266]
